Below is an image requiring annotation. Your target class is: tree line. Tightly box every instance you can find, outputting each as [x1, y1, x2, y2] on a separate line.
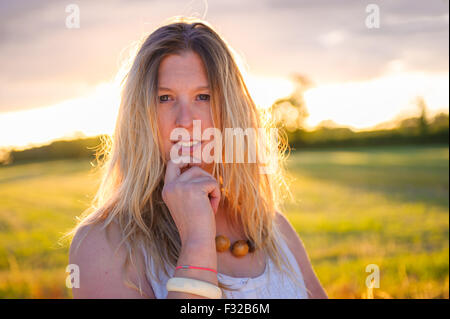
[0, 111, 447, 166]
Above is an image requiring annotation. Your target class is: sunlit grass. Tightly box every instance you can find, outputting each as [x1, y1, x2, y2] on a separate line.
[284, 145, 449, 298]
[0, 159, 100, 298]
[0, 145, 448, 298]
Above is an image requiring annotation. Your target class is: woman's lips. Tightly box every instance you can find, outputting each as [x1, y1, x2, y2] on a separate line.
[172, 140, 203, 155]
[177, 140, 201, 147]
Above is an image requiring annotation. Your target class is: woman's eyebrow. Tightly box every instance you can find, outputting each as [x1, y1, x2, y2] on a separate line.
[158, 86, 210, 91]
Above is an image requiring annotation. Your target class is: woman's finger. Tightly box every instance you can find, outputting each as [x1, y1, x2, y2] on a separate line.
[164, 156, 192, 184]
[178, 165, 215, 183]
[191, 178, 221, 214]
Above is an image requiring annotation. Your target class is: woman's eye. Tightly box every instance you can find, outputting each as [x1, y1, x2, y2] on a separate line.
[159, 95, 171, 102]
[159, 94, 209, 103]
[197, 94, 210, 101]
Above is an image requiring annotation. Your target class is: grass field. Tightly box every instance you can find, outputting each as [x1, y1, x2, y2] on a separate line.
[0, 145, 448, 298]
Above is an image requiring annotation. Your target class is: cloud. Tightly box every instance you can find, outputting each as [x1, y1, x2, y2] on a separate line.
[0, 0, 448, 112]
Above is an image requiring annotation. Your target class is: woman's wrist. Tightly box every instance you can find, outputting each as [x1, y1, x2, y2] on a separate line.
[180, 239, 217, 268]
[182, 236, 215, 250]
[176, 239, 218, 286]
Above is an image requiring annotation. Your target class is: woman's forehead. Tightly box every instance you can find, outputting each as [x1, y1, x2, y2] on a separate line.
[158, 52, 209, 88]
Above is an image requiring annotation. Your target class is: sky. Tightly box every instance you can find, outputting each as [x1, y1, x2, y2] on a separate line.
[0, 0, 448, 149]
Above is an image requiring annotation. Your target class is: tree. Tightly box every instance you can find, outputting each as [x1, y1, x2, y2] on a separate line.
[270, 74, 312, 131]
[416, 96, 429, 136]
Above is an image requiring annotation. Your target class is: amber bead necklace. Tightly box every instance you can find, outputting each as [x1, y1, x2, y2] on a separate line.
[215, 235, 256, 257]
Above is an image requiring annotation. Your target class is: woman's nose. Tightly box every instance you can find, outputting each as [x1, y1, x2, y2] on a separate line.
[175, 100, 194, 129]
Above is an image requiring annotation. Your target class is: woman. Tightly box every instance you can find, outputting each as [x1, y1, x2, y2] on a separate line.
[68, 17, 327, 299]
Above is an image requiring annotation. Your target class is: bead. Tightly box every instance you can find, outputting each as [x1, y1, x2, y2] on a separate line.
[215, 235, 230, 252]
[216, 234, 255, 256]
[247, 239, 256, 253]
[231, 240, 249, 257]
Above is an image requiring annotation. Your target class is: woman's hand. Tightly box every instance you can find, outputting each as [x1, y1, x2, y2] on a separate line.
[162, 156, 221, 246]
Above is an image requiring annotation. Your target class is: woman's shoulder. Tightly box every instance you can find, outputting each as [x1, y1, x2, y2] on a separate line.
[69, 221, 118, 265]
[69, 221, 155, 298]
[274, 211, 328, 299]
[274, 211, 298, 242]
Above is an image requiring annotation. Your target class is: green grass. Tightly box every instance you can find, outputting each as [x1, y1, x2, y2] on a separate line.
[0, 159, 100, 298]
[0, 145, 448, 298]
[284, 145, 449, 298]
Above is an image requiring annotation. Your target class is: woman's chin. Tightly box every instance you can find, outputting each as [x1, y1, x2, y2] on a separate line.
[180, 161, 214, 174]
[202, 163, 215, 175]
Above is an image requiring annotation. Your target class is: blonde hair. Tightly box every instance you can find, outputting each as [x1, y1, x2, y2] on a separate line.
[65, 16, 308, 297]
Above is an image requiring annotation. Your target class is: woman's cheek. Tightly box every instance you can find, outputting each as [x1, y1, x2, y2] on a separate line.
[166, 141, 173, 161]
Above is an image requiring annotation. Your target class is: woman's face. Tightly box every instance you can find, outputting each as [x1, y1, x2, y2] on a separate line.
[156, 50, 215, 173]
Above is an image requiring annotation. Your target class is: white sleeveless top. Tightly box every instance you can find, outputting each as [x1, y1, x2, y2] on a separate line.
[141, 232, 309, 299]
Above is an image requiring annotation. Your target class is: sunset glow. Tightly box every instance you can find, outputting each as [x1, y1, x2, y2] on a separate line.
[0, 74, 295, 149]
[303, 72, 449, 130]
[0, 82, 121, 150]
[0, 71, 448, 149]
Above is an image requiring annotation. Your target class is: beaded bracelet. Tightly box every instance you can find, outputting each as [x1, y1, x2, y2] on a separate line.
[176, 265, 218, 274]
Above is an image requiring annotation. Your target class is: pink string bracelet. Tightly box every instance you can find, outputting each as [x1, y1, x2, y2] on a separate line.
[176, 265, 218, 274]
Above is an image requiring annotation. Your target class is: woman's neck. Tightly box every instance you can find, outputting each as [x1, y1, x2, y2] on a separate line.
[214, 203, 247, 241]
